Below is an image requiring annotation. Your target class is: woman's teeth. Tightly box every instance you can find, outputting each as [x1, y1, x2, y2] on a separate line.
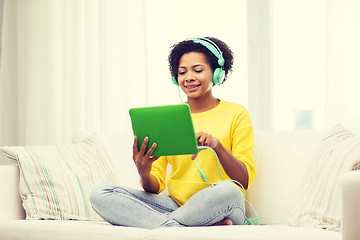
[187, 85, 200, 89]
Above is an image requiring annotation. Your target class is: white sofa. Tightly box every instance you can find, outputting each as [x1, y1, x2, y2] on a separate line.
[0, 129, 359, 240]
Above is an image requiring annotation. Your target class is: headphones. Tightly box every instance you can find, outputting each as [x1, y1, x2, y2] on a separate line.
[171, 37, 226, 86]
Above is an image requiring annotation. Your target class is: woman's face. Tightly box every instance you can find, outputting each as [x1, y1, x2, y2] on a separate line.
[177, 52, 214, 100]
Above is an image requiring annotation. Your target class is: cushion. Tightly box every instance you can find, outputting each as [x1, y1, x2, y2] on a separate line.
[246, 130, 326, 224]
[72, 131, 141, 190]
[288, 124, 360, 231]
[0, 133, 119, 221]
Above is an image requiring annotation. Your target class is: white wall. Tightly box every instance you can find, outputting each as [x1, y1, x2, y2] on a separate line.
[145, 0, 248, 107]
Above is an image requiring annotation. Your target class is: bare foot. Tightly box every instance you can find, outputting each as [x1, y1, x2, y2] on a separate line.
[212, 218, 233, 226]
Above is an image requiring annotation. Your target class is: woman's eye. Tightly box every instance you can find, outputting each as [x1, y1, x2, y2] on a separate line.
[195, 69, 203, 73]
[178, 72, 185, 75]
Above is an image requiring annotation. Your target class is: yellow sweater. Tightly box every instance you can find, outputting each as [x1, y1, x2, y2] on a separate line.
[150, 100, 256, 206]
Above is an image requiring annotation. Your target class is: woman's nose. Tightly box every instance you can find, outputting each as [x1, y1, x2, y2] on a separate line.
[185, 72, 195, 82]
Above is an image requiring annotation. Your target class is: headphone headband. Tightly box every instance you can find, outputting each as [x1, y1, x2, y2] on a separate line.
[187, 37, 225, 67]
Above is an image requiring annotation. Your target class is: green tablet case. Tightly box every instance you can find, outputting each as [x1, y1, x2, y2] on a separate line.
[129, 104, 199, 157]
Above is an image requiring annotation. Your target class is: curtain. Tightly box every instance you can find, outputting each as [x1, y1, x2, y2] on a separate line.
[0, 0, 249, 146]
[0, 0, 148, 145]
[0, 0, 4, 145]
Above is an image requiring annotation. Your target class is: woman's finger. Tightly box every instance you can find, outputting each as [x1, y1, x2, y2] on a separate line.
[204, 135, 213, 146]
[133, 136, 138, 152]
[146, 142, 157, 158]
[139, 136, 149, 155]
[191, 153, 198, 160]
[149, 156, 160, 163]
[198, 133, 208, 146]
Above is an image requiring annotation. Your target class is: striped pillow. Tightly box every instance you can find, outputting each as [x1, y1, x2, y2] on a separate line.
[289, 124, 360, 231]
[0, 133, 118, 220]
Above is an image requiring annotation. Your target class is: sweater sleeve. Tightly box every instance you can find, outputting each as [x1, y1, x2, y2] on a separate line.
[231, 106, 256, 189]
[150, 156, 168, 194]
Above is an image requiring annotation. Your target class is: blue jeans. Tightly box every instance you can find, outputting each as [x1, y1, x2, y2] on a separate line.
[90, 181, 245, 229]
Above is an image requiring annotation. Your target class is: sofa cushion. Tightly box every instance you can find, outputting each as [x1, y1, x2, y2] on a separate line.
[82, 131, 141, 190]
[289, 125, 360, 230]
[246, 130, 326, 224]
[0, 133, 119, 221]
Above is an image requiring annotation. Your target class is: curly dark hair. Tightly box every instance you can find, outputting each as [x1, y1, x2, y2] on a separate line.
[168, 37, 234, 85]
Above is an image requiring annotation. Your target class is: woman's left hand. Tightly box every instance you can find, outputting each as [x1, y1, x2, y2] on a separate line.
[191, 131, 219, 160]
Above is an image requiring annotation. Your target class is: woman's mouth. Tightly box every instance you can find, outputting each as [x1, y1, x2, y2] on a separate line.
[185, 84, 201, 92]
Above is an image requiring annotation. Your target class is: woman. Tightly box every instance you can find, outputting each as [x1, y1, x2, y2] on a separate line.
[90, 37, 256, 228]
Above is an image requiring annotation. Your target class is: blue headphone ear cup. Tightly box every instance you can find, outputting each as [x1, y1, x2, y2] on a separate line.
[213, 68, 225, 85]
[172, 76, 179, 86]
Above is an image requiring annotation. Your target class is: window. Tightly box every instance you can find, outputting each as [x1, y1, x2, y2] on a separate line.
[272, 0, 327, 131]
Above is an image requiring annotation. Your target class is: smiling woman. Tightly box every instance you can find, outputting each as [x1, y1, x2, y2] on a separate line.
[90, 36, 255, 228]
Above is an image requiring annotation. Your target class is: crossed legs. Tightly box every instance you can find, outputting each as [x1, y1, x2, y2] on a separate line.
[90, 181, 245, 229]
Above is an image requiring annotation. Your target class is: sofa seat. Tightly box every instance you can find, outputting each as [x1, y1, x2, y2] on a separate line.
[0, 220, 150, 240]
[0, 220, 341, 240]
[149, 225, 341, 240]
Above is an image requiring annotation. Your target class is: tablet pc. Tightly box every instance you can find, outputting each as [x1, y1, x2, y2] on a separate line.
[129, 103, 198, 157]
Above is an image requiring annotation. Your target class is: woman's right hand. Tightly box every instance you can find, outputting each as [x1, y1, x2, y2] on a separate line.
[132, 136, 159, 178]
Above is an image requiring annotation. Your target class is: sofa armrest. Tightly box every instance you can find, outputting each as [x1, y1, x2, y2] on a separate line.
[0, 164, 25, 220]
[341, 170, 360, 240]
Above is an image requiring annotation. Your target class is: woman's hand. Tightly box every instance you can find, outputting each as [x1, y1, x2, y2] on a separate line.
[132, 136, 159, 177]
[195, 131, 219, 148]
[191, 131, 219, 160]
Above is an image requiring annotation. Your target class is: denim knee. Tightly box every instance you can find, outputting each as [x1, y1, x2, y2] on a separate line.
[89, 184, 114, 209]
[213, 181, 244, 202]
